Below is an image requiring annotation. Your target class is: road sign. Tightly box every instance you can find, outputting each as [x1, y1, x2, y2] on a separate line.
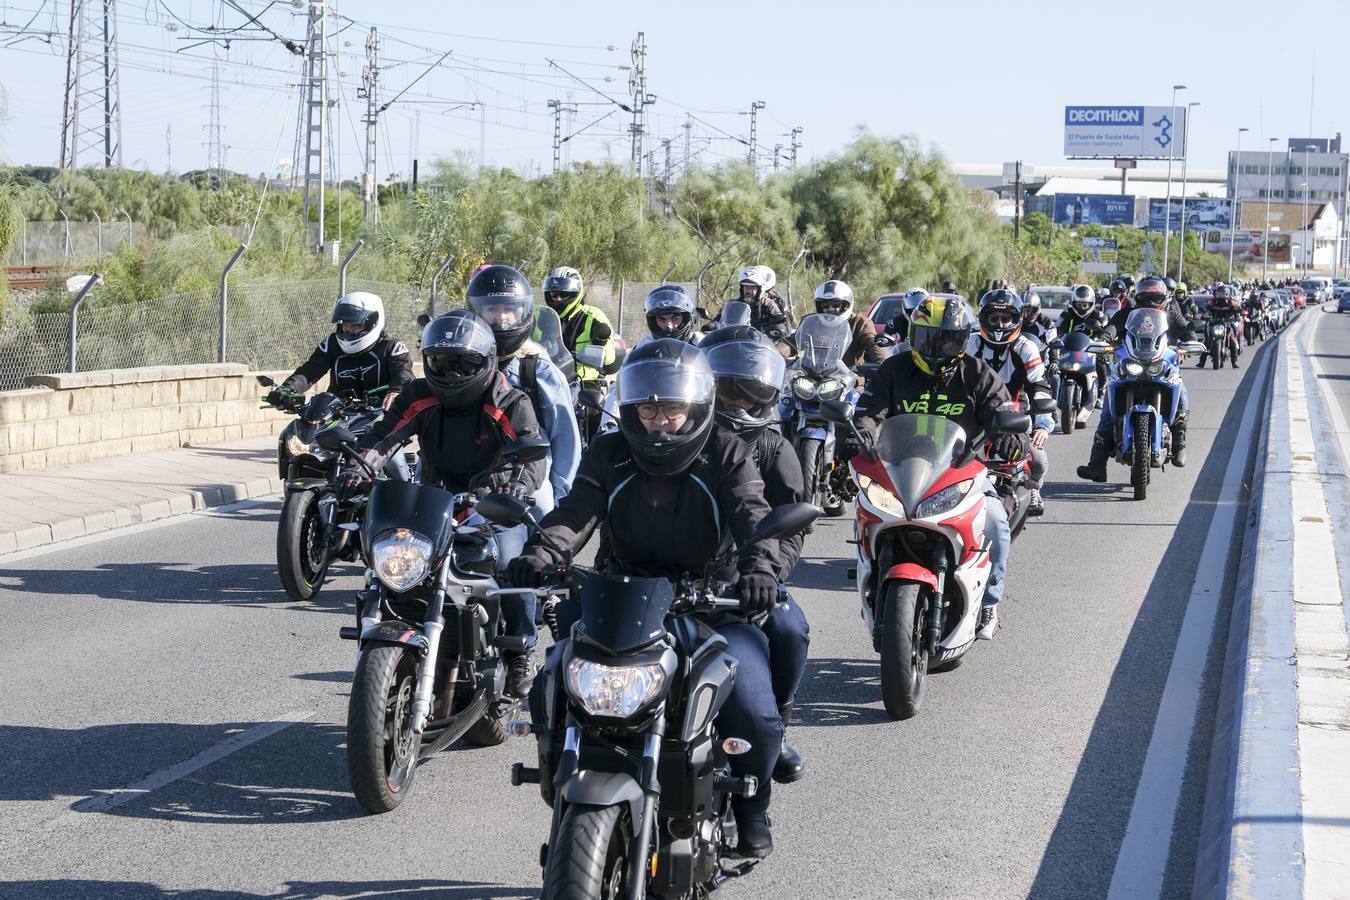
[1082, 237, 1118, 274]
[1140, 241, 1155, 258]
[1063, 106, 1187, 160]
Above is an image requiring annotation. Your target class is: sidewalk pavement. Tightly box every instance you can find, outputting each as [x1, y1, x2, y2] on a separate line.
[0, 434, 281, 555]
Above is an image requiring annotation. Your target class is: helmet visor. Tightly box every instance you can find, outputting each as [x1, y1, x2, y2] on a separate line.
[704, 340, 786, 392]
[469, 295, 532, 332]
[617, 359, 714, 407]
[424, 350, 488, 377]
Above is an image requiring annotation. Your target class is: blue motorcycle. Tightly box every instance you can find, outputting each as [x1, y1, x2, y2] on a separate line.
[1093, 309, 1204, 501]
[781, 313, 860, 516]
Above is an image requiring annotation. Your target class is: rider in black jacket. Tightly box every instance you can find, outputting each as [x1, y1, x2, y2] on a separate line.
[276, 292, 413, 406]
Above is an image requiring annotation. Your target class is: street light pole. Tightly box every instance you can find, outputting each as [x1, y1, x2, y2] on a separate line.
[1302, 175, 1310, 278]
[1229, 127, 1248, 281]
[1176, 101, 1199, 282]
[1162, 84, 1186, 275]
[1263, 137, 1276, 281]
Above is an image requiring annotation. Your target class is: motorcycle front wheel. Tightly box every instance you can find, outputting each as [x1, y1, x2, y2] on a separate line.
[796, 437, 825, 511]
[544, 802, 633, 900]
[879, 581, 928, 721]
[277, 489, 334, 602]
[1130, 411, 1152, 502]
[347, 644, 419, 813]
[1058, 382, 1076, 433]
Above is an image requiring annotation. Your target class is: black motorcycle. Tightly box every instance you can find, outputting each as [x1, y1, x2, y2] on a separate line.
[318, 425, 551, 813]
[1202, 315, 1240, 369]
[478, 497, 819, 899]
[258, 375, 408, 602]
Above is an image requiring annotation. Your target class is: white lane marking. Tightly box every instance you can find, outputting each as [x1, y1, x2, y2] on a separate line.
[0, 497, 278, 566]
[1106, 329, 1275, 899]
[70, 709, 315, 814]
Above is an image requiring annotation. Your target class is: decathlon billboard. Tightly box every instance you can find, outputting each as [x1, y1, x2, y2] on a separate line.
[1063, 106, 1186, 160]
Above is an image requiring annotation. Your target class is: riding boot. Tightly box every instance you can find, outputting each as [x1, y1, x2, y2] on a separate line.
[1076, 434, 1111, 482]
[1171, 416, 1188, 467]
[773, 704, 806, 784]
[1230, 345, 1240, 368]
[503, 649, 534, 698]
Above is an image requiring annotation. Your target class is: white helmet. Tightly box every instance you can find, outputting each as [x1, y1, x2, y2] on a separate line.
[332, 291, 386, 354]
[739, 265, 777, 296]
[813, 279, 854, 317]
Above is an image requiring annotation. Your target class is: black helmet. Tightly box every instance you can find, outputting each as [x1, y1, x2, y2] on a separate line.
[909, 295, 974, 375]
[542, 266, 583, 314]
[941, 280, 959, 294]
[644, 285, 697, 342]
[420, 311, 499, 410]
[467, 264, 535, 357]
[615, 338, 716, 477]
[701, 325, 786, 435]
[1071, 284, 1097, 316]
[1163, 277, 1178, 293]
[978, 289, 1023, 346]
[1213, 284, 1231, 301]
[1134, 276, 1169, 309]
[1108, 278, 1127, 297]
[1122, 274, 1136, 291]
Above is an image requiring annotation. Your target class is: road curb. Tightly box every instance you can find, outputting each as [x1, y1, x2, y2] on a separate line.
[0, 475, 283, 556]
[1199, 312, 1307, 898]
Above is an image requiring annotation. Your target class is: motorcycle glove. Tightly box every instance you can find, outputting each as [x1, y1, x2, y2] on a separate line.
[738, 571, 779, 617]
[989, 434, 1028, 462]
[264, 388, 286, 407]
[505, 481, 533, 504]
[335, 468, 372, 502]
[506, 554, 549, 588]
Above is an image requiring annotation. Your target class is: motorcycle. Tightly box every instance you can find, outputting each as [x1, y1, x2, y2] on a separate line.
[781, 313, 860, 517]
[257, 375, 409, 602]
[1202, 314, 1240, 369]
[1242, 309, 1263, 346]
[317, 425, 552, 813]
[819, 399, 1031, 721]
[1051, 330, 1099, 433]
[1088, 310, 1205, 501]
[477, 495, 820, 900]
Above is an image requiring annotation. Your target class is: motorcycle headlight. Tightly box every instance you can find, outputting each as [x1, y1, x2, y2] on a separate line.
[1146, 361, 1167, 376]
[1062, 362, 1080, 372]
[371, 528, 432, 592]
[857, 473, 904, 516]
[285, 433, 311, 457]
[913, 479, 973, 519]
[816, 378, 844, 401]
[565, 658, 667, 719]
[792, 376, 818, 400]
[1123, 360, 1145, 376]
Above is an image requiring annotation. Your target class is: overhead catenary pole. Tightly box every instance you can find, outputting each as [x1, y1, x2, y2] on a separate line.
[1014, 160, 1022, 243]
[1161, 84, 1186, 275]
[1177, 102, 1199, 283]
[747, 100, 765, 175]
[790, 126, 803, 169]
[773, 143, 783, 172]
[548, 99, 576, 174]
[359, 27, 380, 222]
[628, 31, 650, 179]
[299, 0, 329, 253]
[683, 115, 693, 173]
[1229, 127, 1249, 281]
[59, 0, 123, 169]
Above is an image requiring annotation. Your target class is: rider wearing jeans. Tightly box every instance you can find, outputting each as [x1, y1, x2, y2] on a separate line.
[1194, 284, 1240, 368]
[855, 295, 1029, 640]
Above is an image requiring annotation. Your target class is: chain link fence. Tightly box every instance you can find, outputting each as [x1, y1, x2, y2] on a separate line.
[585, 281, 700, 341]
[4, 221, 148, 267]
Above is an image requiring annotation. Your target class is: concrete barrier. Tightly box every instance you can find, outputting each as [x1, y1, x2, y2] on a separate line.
[0, 364, 290, 473]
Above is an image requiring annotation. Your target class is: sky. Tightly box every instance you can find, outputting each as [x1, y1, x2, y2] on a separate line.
[1, 0, 1347, 182]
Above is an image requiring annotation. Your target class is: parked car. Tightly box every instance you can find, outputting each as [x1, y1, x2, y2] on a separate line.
[867, 293, 908, 333]
[1029, 285, 1074, 313]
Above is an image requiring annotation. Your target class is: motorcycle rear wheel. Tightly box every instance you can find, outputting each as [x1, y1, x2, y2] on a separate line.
[879, 581, 928, 721]
[347, 644, 419, 813]
[544, 802, 632, 900]
[277, 488, 333, 602]
[1130, 412, 1151, 502]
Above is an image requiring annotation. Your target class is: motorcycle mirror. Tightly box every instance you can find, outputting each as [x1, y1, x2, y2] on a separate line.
[1086, 342, 1111, 355]
[416, 313, 431, 328]
[576, 388, 605, 413]
[574, 344, 607, 369]
[315, 424, 358, 451]
[874, 335, 895, 349]
[748, 502, 822, 545]
[696, 306, 710, 320]
[991, 411, 1032, 435]
[476, 492, 531, 527]
[255, 374, 276, 387]
[817, 398, 855, 425]
[1181, 341, 1207, 353]
[501, 435, 551, 465]
[1031, 395, 1057, 416]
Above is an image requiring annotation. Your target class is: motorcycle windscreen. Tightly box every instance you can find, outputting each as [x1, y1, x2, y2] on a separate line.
[876, 414, 968, 516]
[720, 300, 751, 327]
[364, 478, 458, 557]
[1060, 330, 1093, 353]
[532, 306, 576, 382]
[1124, 308, 1170, 362]
[795, 313, 851, 375]
[576, 572, 674, 655]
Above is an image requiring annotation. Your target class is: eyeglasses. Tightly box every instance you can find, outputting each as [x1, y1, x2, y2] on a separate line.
[817, 301, 848, 314]
[635, 401, 690, 421]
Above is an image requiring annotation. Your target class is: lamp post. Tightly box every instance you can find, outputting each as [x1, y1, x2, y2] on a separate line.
[1175, 101, 1200, 278]
[1229, 127, 1249, 280]
[1302, 179, 1310, 278]
[1161, 84, 1186, 273]
[1263, 137, 1277, 281]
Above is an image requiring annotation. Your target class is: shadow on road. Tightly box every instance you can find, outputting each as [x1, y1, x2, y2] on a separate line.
[791, 658, 893, 727]
[0, 879, 537, 899]
[1027, 339, 1272, 899]
[788, 556, 854, 593]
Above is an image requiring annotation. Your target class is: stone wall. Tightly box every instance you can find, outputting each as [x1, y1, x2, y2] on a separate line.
[0, 364, 290, 473]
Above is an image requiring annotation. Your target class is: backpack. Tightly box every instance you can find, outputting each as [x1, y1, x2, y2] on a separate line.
[518, 353, 544, 424]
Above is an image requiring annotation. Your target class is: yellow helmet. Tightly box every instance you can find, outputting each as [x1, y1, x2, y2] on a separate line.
[909, 294, 974, 375]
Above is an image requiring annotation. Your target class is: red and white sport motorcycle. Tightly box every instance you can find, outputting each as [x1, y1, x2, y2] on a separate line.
[820, 400, 1031, 720]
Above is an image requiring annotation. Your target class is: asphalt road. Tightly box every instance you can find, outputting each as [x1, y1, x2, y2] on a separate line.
[1314, 302, 1350, 424]
[0, 334, 1279, 900]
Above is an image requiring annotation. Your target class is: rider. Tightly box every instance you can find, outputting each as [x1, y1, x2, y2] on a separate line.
[1174, 281, 1198, 319]
[1195, 284, 1241, 368]
[275, 291, 413, 410]
[1077, 276, 1195, 480]
[343, 310, 547, 697]
[507, 339, 787, 858]
[466, 264, 581, 516]
[639, 284, 702, 348]
[884, 288, 928, 349]
[969, 289, 1053, 516]
[739, 265, 793, 332]
[813, 279, 883, 368]
[1058, 284, 1111, 338]
[541, 266, 617, 386]
[1242, 288, 1268, 342]
[702, 323, 811, 787]
[855, 295, 1028, 640]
